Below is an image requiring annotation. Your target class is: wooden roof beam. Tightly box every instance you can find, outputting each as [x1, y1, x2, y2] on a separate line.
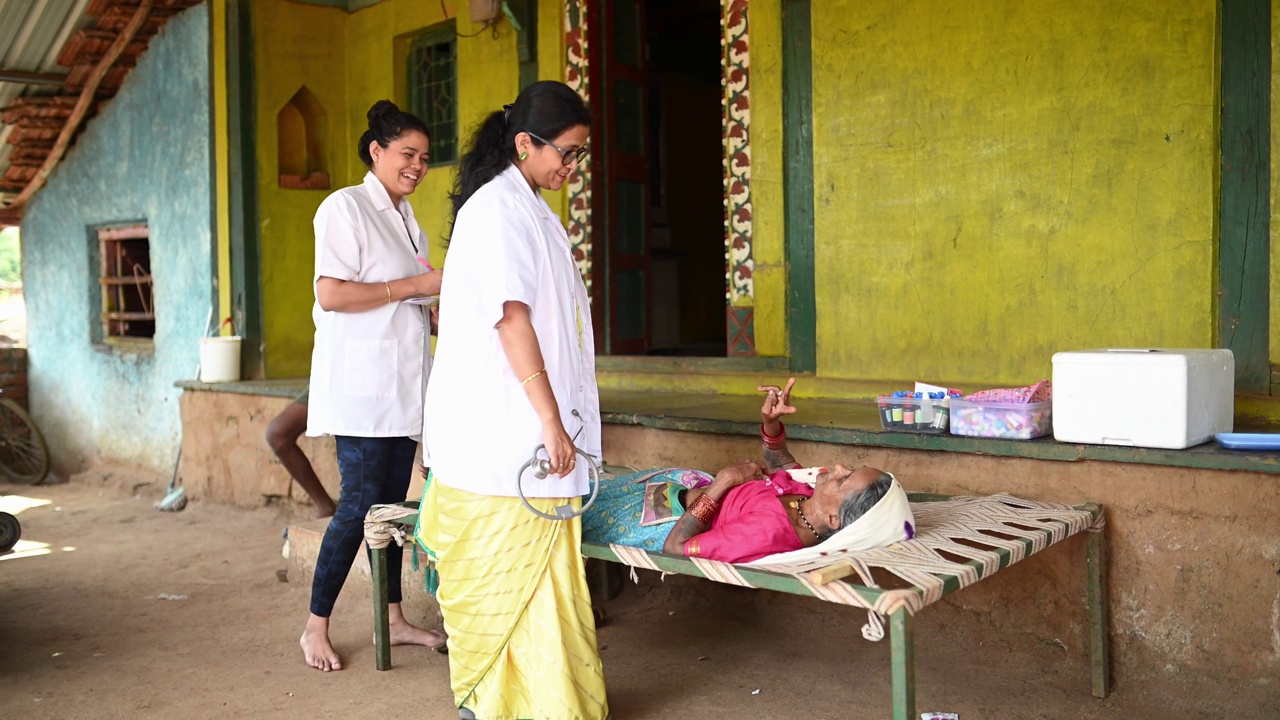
[0, 69, 69, 86]
[5, 0, 152, 212]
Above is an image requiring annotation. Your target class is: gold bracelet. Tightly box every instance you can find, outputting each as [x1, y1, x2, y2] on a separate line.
[521, 368, 546, 386]
[385, 281, 392, 304]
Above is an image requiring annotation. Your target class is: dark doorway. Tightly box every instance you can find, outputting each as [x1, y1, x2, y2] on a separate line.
[591, 0, 726, 356]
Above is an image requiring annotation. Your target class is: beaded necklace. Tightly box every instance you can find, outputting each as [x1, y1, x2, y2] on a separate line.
[789, 498, 824, 540]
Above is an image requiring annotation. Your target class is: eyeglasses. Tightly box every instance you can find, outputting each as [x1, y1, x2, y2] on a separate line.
[526, 131, 589, 166]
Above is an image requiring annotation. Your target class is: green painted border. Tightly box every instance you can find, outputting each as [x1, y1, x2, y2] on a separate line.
[206, 3, 221, 324]
[226, 0, 263, 378]
[1218, 0, 1270, 393]
[782, 0, 816, 374]
[175, 376, 1280, 475]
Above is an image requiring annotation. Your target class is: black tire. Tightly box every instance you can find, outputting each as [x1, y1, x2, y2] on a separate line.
[0, 398, 50, 485]
[0, 511, 20, 553]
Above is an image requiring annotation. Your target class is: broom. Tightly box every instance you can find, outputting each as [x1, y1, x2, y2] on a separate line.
[157, 310, 212, 513]
[155, 446, 187, 512]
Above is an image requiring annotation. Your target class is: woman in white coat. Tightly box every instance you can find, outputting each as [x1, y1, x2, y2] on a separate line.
[299, 100, 445, 672]
[414, 81, 607, 720]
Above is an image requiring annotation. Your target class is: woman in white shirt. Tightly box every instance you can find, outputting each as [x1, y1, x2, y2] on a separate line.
[299, 100, 445, 672]
[414, 81, 607, 720]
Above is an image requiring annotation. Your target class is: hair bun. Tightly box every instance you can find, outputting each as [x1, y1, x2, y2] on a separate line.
[367, 99, 400, 125]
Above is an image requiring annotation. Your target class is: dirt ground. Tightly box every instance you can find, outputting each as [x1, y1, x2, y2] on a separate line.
[1, 468, 1275, 720]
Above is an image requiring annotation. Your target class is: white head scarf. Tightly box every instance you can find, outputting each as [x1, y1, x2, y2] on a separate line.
[744, 470, 915, 567]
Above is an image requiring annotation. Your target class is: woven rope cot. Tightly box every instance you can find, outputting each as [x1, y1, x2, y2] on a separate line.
[587, 493, 1103, 641]
[364, 492, 1109, 719]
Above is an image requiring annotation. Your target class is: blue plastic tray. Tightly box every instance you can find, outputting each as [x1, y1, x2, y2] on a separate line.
[1215, 433, 1280, 450]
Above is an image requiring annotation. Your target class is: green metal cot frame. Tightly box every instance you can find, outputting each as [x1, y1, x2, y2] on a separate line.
[368, 497, 1109, 720]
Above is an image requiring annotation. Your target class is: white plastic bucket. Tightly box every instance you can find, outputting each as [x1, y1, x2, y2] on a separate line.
[199, 336, 242, 383]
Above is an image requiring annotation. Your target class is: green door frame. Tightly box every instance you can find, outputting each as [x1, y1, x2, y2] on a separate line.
[1218, 0, 1270, 393]
[226, 0, 263, 379]
[782, 0, 816, 375]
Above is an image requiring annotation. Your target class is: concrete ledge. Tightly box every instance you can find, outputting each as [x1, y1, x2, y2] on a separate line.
[600, 390, 1280, 476]
[178, 380, 1280, 476]
[176, 378, 308, 399]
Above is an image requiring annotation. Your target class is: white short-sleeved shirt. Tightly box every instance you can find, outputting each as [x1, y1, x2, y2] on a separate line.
[307, 171, 433, 439]
[423, 163, 601, 498]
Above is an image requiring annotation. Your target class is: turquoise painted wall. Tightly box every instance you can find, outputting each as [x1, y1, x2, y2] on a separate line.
[22, 5, 212, 474]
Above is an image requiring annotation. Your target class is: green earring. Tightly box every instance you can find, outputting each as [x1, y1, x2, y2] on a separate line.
[518, 152, 528, 160]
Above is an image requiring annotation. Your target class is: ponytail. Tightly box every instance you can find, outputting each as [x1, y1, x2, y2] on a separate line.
[447, 81, 591, 243]
[446, 110, 512, 241]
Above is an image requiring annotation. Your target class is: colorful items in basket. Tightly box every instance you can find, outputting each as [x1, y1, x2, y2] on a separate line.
[950, 381, 1053, 440]
[877, 391, 963, 434]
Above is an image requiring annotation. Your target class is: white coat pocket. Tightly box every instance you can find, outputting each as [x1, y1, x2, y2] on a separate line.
[342, 339, 399, 397]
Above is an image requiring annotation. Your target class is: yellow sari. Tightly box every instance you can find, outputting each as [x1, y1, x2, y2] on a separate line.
[416, 473, 609, 720]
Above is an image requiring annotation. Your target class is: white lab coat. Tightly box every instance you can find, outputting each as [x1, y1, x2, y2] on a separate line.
[307, 172, 432, 439]
[423, 163, 601, 498]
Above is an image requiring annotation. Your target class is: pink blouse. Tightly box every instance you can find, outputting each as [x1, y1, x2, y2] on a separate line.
[684, 470, 813, 563]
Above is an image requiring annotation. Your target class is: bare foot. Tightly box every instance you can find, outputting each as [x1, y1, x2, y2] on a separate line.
[300, 615, 342, 671]
[381, 602, 448, 651]
[384, 619, 448, 650]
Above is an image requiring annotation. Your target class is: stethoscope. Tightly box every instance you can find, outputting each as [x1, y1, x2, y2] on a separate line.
[516, 409, 601, 521]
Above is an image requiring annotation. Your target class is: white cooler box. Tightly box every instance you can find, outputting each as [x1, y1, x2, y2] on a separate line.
[1051, 349, 1234, 449]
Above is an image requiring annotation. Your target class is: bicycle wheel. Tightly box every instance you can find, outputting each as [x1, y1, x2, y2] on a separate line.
[0, 511, 20, 552]
[0, 398, 50, 484]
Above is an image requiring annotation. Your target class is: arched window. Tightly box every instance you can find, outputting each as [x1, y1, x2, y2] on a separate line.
[277, 86, 329, 190]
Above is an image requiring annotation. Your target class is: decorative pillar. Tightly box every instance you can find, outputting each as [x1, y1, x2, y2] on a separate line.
[564, 0, 593, 294]
[723, 0, 756, 356]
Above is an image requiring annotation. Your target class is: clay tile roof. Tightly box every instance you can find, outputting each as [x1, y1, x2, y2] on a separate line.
[0, 0, 201, 224]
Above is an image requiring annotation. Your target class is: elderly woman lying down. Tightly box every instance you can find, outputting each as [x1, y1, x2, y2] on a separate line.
[582, 379, 912, 564]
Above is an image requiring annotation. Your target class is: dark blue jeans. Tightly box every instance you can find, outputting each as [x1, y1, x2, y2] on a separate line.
[310, 435, 417, 617]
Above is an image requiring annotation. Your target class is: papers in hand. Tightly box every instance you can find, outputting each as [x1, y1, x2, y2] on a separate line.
[403, 296, 438, 306]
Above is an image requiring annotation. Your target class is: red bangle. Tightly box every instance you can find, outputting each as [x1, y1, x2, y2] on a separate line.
[761, 422, 786, 448]
[688, 494, 720, 524]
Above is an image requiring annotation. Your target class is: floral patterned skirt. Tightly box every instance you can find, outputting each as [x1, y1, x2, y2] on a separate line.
[581, 468, 713, 551]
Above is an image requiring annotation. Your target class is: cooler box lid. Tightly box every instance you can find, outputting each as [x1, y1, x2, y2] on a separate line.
[1052, 348, 1233, 367]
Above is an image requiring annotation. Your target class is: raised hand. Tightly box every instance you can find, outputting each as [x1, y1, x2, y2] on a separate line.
[758, 377, 798, 426]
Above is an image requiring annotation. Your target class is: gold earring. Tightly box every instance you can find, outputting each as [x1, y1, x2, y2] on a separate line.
[518, 152, 528, 160]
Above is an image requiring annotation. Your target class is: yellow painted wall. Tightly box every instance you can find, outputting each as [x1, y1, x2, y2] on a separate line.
[254, 0, 559, 378]
[210, 0, 231, 332]
[747, 0, 785, 358]
[809, 0, 1217, 386]
[538, 0, 569, 215]
[537, 0, 566, 86]
[254, 1, 349, 378]
[249, 0, 1240, 395]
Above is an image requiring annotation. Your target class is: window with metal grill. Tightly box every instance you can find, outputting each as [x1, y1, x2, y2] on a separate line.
[407, 24, 458, 165]
[97, 224, 154, 342]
